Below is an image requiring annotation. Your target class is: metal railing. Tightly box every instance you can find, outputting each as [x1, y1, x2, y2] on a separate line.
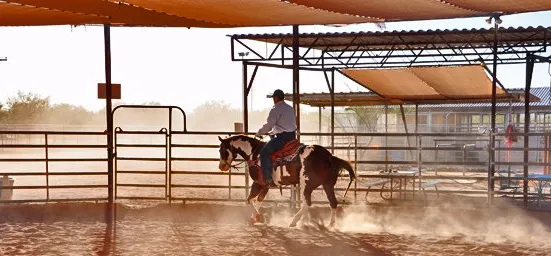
[164, 131, 551, 207]
[168, 131, 302, 207]
[1, 129, 550, 208]
[114, 127, 169, 200]
[0, 130, 108, 203]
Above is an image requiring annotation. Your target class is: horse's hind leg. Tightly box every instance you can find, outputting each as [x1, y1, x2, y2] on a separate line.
[323, 184, 338, 228]
[289, 182, 315, 228]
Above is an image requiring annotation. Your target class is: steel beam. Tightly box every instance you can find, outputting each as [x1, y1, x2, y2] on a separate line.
[523, 54, 535, 207]
[293, 25, 300, 141]
[103, 24, 114, 204]
[489, 20, 499, 203]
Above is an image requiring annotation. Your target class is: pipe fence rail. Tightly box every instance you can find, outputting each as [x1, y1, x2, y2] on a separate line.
[0, 130, 109, 203]
[1, 129, 550, 208]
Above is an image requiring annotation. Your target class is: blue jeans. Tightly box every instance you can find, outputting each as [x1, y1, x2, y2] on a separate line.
[259, 131, 296, 182]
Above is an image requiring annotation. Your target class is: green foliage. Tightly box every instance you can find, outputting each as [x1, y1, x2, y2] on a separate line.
[189, 100, 240, 131]
[346, 105, 415, 130]
[5, 91, 50, 124]
[0, 101, 6, 122]
[141, 101, 161, 106]
[345, 106, 385, 132]
[0, 92, 324, 133]
[47, 103, 91, 125]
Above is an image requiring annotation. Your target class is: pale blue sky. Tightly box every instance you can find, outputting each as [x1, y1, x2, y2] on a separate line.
[0, 11, 550, 114]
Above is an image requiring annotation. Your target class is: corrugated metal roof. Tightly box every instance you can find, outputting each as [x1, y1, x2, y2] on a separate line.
[288, 87, 547, 108]
[230, 26, 551, 51]
[419, 87, 551, 109]
[287, 87, 536, 107]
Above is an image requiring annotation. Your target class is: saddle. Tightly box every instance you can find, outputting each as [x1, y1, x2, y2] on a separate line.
[271, 139, 302, 164]
[248, 139, 304, 188]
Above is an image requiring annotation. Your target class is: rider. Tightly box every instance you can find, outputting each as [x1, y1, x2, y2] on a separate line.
[255, 89, 297, 186]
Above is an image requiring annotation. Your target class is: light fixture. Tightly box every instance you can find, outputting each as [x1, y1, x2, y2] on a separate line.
[238, 52, 249, 58]
[486, 13, 503, 26]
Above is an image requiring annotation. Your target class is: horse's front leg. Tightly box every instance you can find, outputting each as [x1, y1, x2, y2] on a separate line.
[253, 186, 270, 223]
[247, 182, 263, 222]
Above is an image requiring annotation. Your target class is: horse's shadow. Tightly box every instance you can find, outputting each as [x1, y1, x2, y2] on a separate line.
[251, 207, 392, 256]
[251, 222, 392, 256]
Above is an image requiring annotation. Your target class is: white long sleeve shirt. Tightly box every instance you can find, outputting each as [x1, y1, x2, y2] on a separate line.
[257, 101, 297, 135]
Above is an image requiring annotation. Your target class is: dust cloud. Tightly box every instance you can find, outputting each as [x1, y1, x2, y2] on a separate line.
[335, 203, 551, 248]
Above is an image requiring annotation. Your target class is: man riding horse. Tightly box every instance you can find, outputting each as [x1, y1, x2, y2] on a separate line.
[255, 89, 297, 187]
[217, 89, 355, 228]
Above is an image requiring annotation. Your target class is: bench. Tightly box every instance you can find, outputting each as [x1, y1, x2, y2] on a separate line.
[497, 171, 521, 192]
[421, 180, 440, 201]
[363, 179, 389, 200]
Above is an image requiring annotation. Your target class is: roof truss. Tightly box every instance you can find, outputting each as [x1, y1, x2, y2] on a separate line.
[230, 26, 551, 68]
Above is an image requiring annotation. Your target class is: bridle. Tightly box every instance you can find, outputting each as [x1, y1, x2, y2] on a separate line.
[222, 139, 263, 172]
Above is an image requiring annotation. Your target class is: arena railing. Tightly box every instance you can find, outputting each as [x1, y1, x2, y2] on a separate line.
[0, 130, 108, 203]
[168, 131, 551, 208]
[2, 129, 549, 208]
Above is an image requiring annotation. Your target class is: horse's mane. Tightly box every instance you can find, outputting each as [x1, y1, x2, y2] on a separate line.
[226, 134, 259, 142]
[224, 134, 265, 152]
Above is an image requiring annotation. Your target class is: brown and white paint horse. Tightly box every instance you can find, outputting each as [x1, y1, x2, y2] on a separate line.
[217, 134, 355, 228]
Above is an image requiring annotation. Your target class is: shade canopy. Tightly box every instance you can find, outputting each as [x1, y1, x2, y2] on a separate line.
[1, 1, 551, 27]
[340, 65, 509, 102]
[288, 0, 551, 21]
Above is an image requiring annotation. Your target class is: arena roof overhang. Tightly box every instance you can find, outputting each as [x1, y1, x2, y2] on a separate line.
[1, 1, 551, 27]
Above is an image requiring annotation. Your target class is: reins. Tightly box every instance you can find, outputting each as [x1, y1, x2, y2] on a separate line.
[226, 140, 263, 172]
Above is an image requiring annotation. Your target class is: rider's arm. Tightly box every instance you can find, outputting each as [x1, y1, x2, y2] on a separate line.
[256, 107, 278, 136]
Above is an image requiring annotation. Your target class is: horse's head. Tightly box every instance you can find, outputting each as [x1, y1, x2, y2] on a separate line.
[218, 136, 237, 172]
[217, 134, 262, 172]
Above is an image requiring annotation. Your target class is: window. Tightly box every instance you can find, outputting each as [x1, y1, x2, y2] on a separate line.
[417, 114, 428, 124]
[471, 115, 481, 125]
[496, 114, 505, 124]
[482, 115, 491, 125]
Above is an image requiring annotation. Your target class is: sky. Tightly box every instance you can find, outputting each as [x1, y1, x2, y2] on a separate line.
[0, 11, 550, 114]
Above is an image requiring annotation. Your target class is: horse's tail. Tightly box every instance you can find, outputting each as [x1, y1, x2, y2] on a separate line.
[332, 156, 356, 181]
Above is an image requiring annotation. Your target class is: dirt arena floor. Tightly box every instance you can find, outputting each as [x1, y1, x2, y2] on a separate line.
[1, 201, 551, 256]
[2, 141, 551, 255]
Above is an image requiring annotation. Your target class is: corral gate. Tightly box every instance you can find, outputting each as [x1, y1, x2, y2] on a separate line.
[112, 105, 300, 206]
[113, 105, 182, 201]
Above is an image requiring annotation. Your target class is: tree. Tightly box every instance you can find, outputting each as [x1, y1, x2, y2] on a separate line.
[0, 101, 5, 121]
[5, 91, 50, 124]
[189, 101, 240, 131]
[47, 103, 93, 125]
[141, 101, 161, 106]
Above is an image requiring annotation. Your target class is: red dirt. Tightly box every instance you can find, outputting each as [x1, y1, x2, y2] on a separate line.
[0, 202, 550, 255]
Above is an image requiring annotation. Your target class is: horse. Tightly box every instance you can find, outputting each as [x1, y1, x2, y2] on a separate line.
[217, 134, 355, 228]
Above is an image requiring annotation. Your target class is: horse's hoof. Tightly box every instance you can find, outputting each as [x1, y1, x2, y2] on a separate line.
[249, 214, 264, 225]
[248, 217, 256, 225]
[255, 214, 264, 223]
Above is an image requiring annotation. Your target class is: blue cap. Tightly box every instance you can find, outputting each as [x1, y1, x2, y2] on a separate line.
[267, 89, 285, 99]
